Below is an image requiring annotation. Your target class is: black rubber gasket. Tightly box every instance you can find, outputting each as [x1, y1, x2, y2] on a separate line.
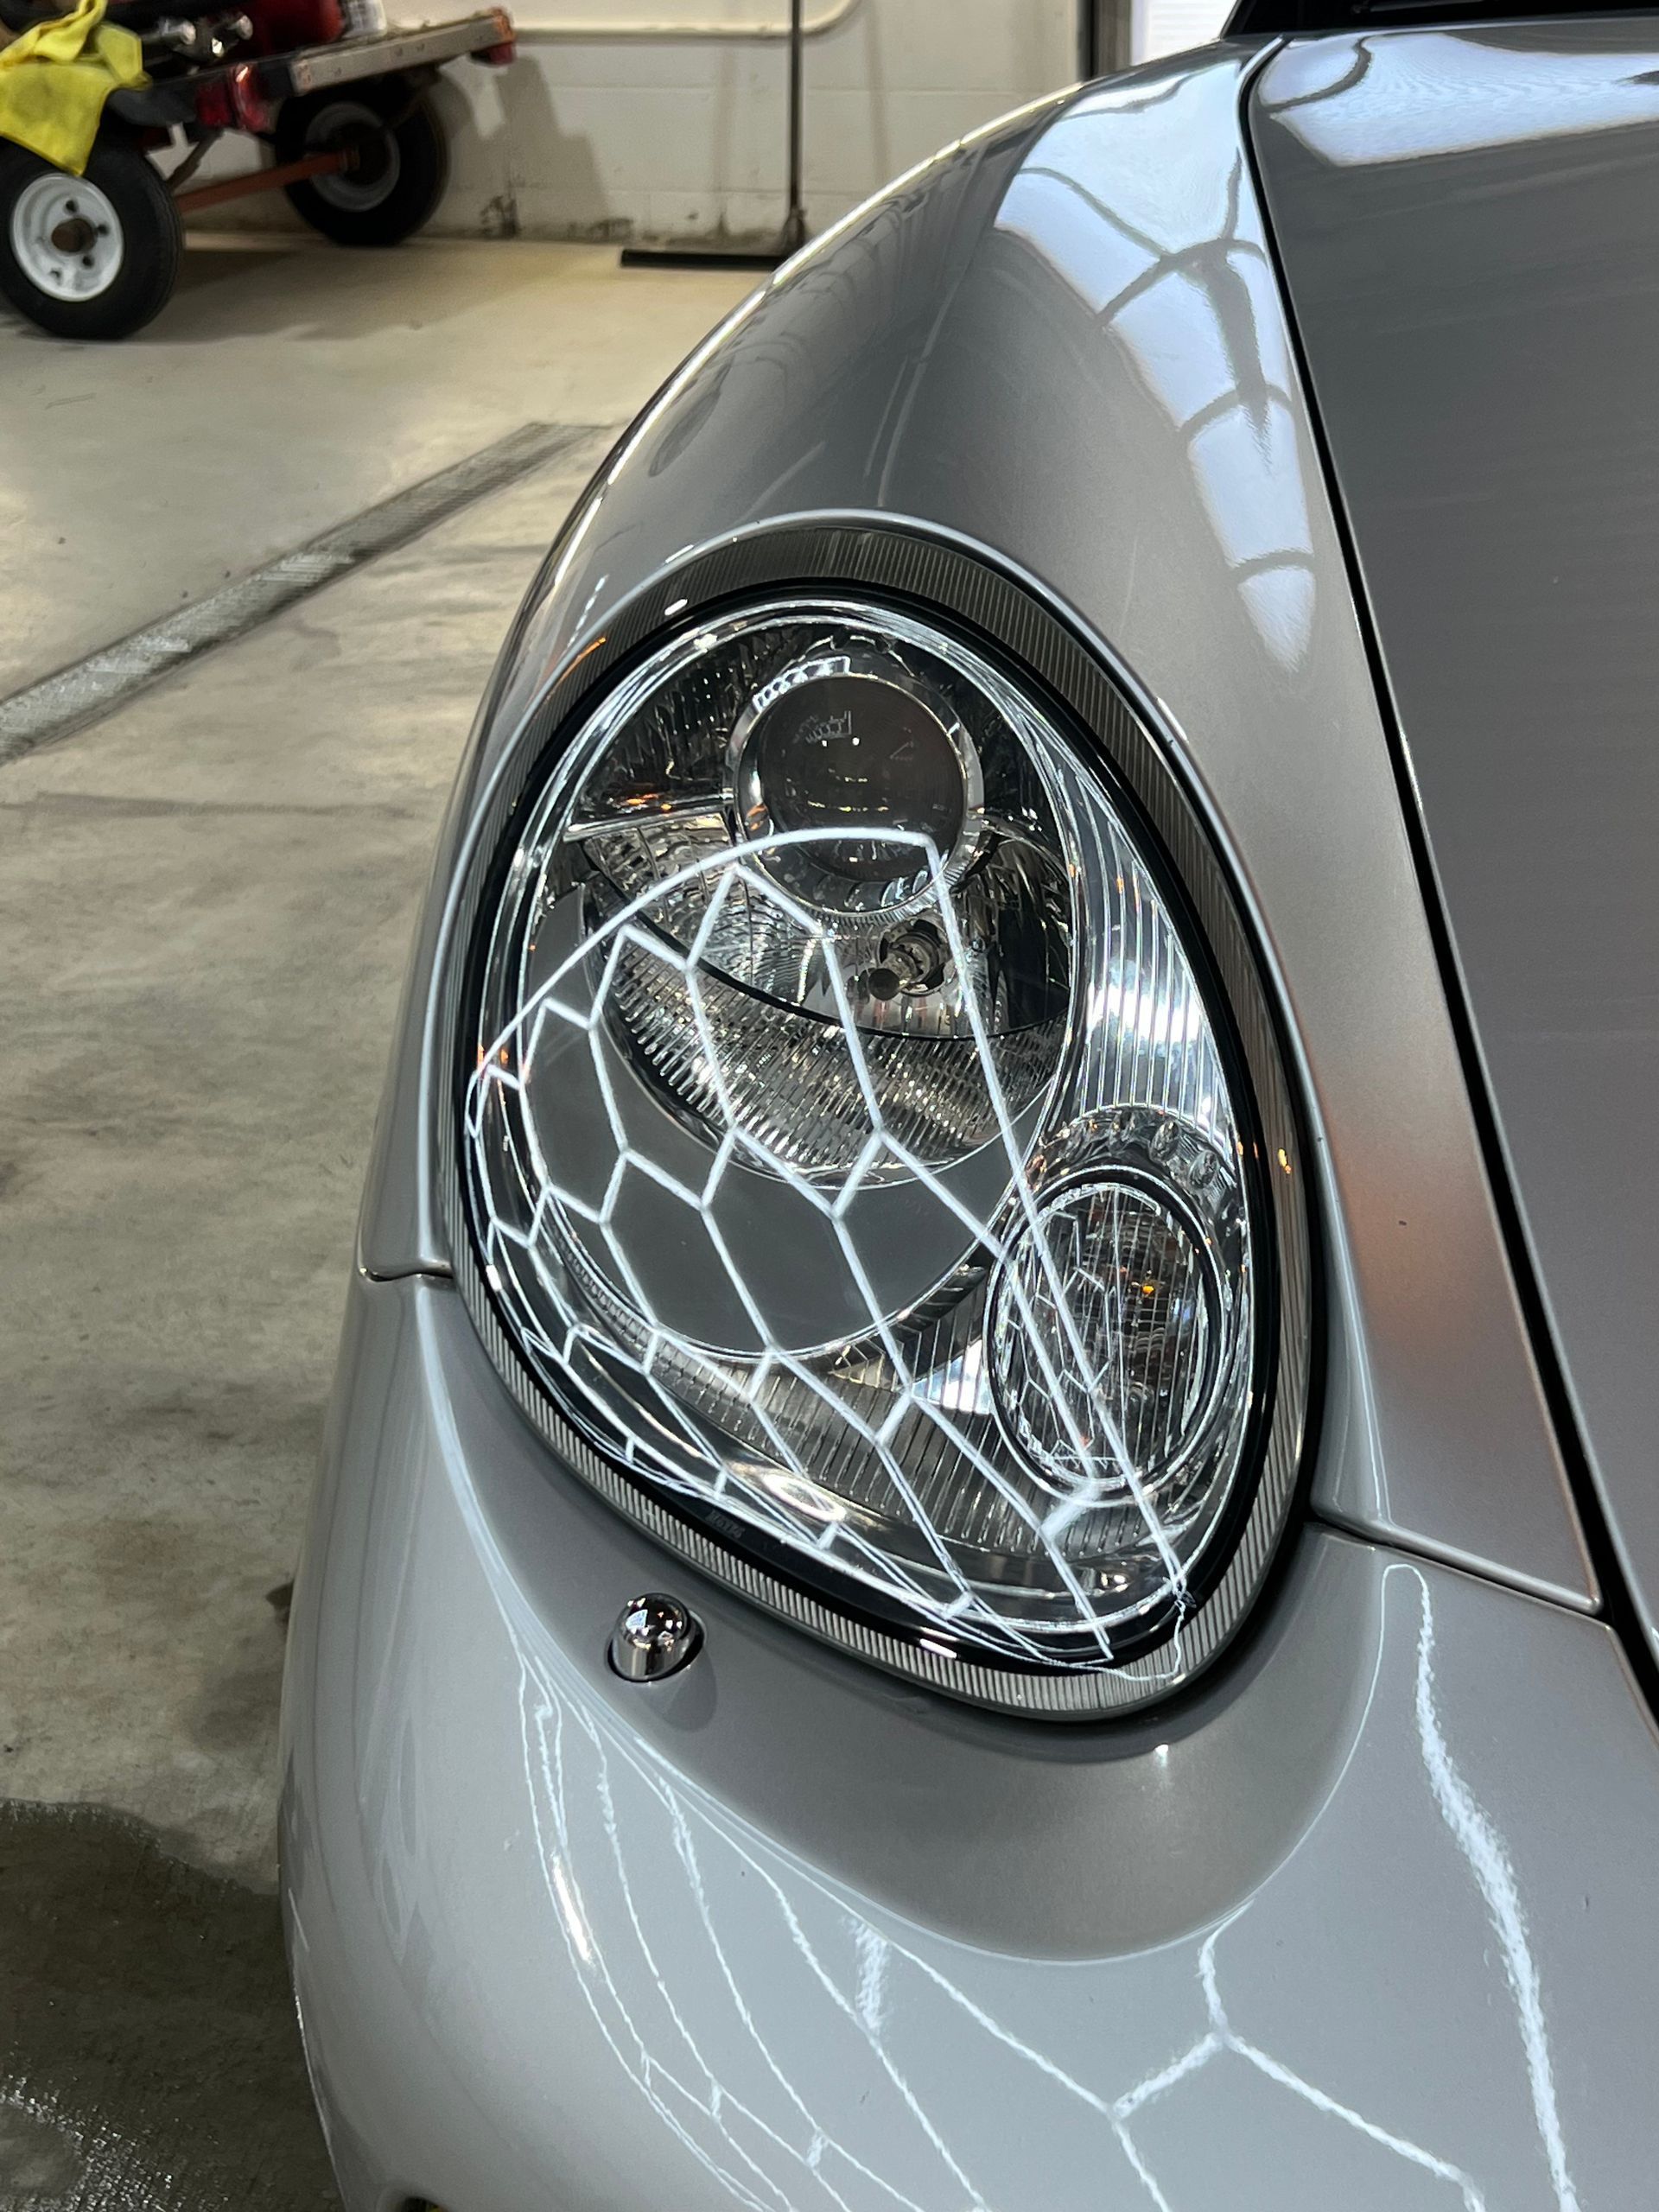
[437, 522, 1314, 1719]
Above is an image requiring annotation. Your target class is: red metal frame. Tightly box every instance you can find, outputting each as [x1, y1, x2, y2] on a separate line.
[105, 8, 516, 192]
[174, 147, 345, 214]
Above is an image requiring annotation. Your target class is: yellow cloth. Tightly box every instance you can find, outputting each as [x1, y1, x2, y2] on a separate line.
[0, 0, 147, 177]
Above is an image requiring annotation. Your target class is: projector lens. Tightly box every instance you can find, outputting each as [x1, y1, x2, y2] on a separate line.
[738, 662, 972, 895]
[731, 651, 983, 915]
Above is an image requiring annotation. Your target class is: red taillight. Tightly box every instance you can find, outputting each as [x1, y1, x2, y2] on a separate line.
[192, 62, 272, 132]
[193, 75, 235, 130]
[231, 62, 274, 133]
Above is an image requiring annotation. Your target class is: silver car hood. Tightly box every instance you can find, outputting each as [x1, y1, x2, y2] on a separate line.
[1251, 23, 1659, 1662]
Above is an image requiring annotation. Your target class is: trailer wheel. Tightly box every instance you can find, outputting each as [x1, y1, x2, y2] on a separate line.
[276, 80, 448, 247]
[0, 140, 180, 340]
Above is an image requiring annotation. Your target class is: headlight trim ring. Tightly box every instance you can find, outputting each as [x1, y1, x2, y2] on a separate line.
[438, 522, 1313, 1719]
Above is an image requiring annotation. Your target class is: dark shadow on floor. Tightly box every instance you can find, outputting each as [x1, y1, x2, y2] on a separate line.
[171, 245, 308, 297]
[154, 233, 563, 346]
[0, 1802, 338, 2210]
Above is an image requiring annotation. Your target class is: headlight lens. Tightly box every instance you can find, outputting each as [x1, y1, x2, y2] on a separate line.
[461, 592, 1285, 1697]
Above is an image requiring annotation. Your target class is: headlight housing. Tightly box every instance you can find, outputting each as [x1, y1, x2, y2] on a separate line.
[448, 531, 1310, 1717]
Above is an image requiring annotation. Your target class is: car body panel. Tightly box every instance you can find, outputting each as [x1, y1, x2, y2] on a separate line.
[286, 42, 1659, 2208]
[359, 47, 1592, 1609]
[283, 1269, 1659, 2212]
[1250, 21, 1659, 1662]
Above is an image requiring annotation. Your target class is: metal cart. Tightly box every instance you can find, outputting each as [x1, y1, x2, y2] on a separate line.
[0, 2, 515, 339]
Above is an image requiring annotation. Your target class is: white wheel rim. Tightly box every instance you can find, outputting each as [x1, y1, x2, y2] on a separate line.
[306, 100, 400, 213]
[10, 173, 123, 302]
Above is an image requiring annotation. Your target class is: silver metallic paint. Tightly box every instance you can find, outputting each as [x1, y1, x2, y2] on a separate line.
[1249, 21, 1659, 1662]
[359, 47, 1589, 1605]
[284, 1270, 1659, 2212]
[284, 41, 1659, 2209]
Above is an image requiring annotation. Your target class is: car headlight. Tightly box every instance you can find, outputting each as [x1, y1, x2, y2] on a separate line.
[451, 534, 1309, 1717]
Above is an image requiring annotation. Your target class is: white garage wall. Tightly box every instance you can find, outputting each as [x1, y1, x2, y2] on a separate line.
[1130, 0, 1229, 61]
[428, 0, 1082, 241]
[199, 0, 1081, 242]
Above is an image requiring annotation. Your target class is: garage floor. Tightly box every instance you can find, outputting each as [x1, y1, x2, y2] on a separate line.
[0, 233, 751, 2210]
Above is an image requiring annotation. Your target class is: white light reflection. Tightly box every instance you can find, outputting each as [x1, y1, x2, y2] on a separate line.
[489, 1553, 1590, 2212]
[1111, 1926, 1488, 2209]
[517, 1649, 988, 2212]
[995, 65, 1317, 671]
[1412, 1577, 1581, 2212]
[1265, 33, 1659, 169]
[473, 818, 1208, 1673]
[1111, 1571, 1582, 2210]
[550, 1856, 596, 1966]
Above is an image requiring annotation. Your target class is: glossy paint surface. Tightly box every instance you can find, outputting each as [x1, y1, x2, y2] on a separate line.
[360, 47, 1589, 1604]
[285, 1270, 1659, 2212]
[285, 43, 1659, 2209]
[1251, 23, 1659, 1662]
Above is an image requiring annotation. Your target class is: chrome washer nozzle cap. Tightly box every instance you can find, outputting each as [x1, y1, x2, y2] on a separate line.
[607, 1592, 703, 1683]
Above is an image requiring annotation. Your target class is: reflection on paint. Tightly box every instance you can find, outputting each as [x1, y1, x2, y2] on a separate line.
[995, 67, 1317, 671]
[1412, 1578, 1580, 2212]
[493, 1561, 1580, 2211]
[1115, 1930, 1485, 2210]
[1262, 32, 1659, 169]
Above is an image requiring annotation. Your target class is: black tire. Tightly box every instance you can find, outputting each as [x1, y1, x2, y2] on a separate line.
[0, 138, 180, 340]
[276, 79, 448, 247]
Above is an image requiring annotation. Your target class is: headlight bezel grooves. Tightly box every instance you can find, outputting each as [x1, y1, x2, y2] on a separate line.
[439, 522, 1314, 1719]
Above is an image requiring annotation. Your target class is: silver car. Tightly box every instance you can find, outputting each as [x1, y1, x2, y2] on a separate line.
[280, 9, 1659, 2207]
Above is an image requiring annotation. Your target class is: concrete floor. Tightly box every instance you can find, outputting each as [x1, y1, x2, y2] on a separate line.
[0, 233, 750, 2209]
[0, 232, 744, 695]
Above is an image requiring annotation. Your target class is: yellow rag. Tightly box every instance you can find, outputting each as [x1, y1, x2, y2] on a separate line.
[0, 0, 147, 177]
